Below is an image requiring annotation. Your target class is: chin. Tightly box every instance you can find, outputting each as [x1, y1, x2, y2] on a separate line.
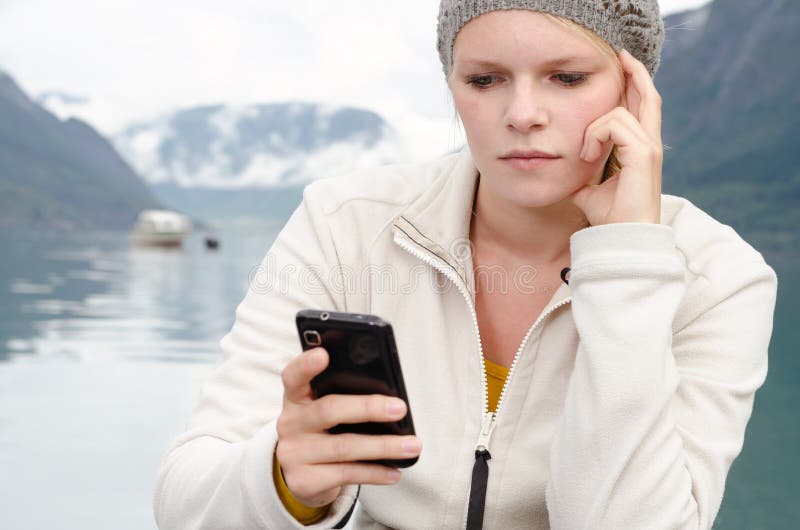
[497, 180, 575, 209]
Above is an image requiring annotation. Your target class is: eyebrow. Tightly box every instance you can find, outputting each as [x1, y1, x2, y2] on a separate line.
[458, 56, 594, 69]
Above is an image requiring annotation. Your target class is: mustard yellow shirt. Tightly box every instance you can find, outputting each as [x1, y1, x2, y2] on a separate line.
[483, 357, 508, 414]
[274, 358, 510, 524]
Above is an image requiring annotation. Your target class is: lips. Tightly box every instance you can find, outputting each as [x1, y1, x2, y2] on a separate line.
[499, 150, 561, 171]
[500, 149, 560, 159]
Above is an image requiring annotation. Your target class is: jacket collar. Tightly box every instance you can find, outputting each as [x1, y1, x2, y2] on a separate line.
[391, 145, 479, 287]
[395, 145, 478, 246]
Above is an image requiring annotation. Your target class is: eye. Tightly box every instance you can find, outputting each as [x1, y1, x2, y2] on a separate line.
[466, 75, 500, 89]
[553, 73, 588, 86]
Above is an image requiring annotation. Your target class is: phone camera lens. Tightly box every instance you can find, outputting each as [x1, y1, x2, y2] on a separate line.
[320, 312, 330, 321]
[303, 330, 322, 347]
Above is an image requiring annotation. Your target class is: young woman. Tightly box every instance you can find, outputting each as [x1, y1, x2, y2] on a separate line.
[154, 1, 778, 529]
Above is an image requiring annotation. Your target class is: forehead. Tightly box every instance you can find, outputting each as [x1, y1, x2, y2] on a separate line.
[452, 9, 603, 66]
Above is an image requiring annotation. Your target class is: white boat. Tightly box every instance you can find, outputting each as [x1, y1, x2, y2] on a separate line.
[130, 210, 192, 247]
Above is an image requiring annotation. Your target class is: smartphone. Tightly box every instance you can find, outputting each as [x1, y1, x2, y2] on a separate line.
[295, 309, 418, 468]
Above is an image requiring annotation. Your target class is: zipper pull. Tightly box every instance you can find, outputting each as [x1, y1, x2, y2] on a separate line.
[467, 447, 491, 530]
[474, 411, 496, 452]
[467, 412, 495, 530]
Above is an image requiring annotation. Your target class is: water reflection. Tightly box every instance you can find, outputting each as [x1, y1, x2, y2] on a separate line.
[2, 229, 274, 363]
[0, 228, 277, 530]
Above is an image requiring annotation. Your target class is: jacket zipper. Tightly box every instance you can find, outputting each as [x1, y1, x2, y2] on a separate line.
[393, 226, 571, 528]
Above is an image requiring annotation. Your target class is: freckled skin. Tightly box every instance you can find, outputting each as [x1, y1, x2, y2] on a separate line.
[449, 10, 623, 210]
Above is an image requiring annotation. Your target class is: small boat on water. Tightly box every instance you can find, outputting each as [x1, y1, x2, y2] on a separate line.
[204, 236, 220, 250]
[131, 210, 192, 247]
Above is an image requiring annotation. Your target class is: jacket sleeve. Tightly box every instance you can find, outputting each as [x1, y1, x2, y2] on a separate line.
[153, 182, 360, 530]
[545, 222, 778, 529]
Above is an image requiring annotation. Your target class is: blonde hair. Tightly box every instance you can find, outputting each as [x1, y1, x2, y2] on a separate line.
[449, 12, 626, 184]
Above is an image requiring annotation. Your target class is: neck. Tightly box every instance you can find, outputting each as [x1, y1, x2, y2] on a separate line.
[469, 175, 590, 266]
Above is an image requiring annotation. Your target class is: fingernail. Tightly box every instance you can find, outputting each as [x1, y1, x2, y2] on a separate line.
[386, 399, 406, 415]
[402, 439, 421, 454]
[387, 469, 401, 481]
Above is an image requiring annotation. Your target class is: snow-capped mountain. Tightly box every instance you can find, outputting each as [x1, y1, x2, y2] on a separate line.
[113, 102, 403, 190]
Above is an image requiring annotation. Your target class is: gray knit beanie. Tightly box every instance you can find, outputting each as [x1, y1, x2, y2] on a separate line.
[437, 0, 664, 78]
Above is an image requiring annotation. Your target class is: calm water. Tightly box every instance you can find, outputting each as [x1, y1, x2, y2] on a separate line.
[0, 230, 797, 529]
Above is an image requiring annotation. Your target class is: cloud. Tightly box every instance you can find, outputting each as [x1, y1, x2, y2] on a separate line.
[0, 0, 712, 151]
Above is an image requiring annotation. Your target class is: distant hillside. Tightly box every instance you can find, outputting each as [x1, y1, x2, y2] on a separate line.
[658, 0, 799, 259]
[111, 103, 401, 220]
[0, 70, 158, 229]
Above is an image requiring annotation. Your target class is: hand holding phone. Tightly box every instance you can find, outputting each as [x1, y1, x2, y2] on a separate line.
[274, 310, 421, 508]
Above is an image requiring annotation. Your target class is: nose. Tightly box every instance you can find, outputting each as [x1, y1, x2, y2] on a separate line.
[505, 80, 549, 131]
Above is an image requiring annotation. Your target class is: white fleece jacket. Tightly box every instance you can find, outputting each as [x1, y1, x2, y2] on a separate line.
[153, 146, 778, 529]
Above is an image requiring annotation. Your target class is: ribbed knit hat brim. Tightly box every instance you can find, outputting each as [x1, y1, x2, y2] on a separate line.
[437, 0, 664, 78]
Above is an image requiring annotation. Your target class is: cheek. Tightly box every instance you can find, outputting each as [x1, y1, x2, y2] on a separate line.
[564, 90, 621, 149]
[453, 93, 495, 146]
[454, 91, 485, 124]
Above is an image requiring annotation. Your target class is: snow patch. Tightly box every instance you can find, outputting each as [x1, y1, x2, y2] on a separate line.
[209, 104, 258, 143]
[37, 92, 92, 122]
[123, 124, 173, 183]
[237, 154, 296, 187]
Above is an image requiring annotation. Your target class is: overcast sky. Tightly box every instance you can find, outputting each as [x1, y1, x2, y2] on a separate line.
[0, 0, 712, 148]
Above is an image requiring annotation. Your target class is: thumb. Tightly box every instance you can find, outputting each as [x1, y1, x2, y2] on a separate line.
[282, 347, 330, 404]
